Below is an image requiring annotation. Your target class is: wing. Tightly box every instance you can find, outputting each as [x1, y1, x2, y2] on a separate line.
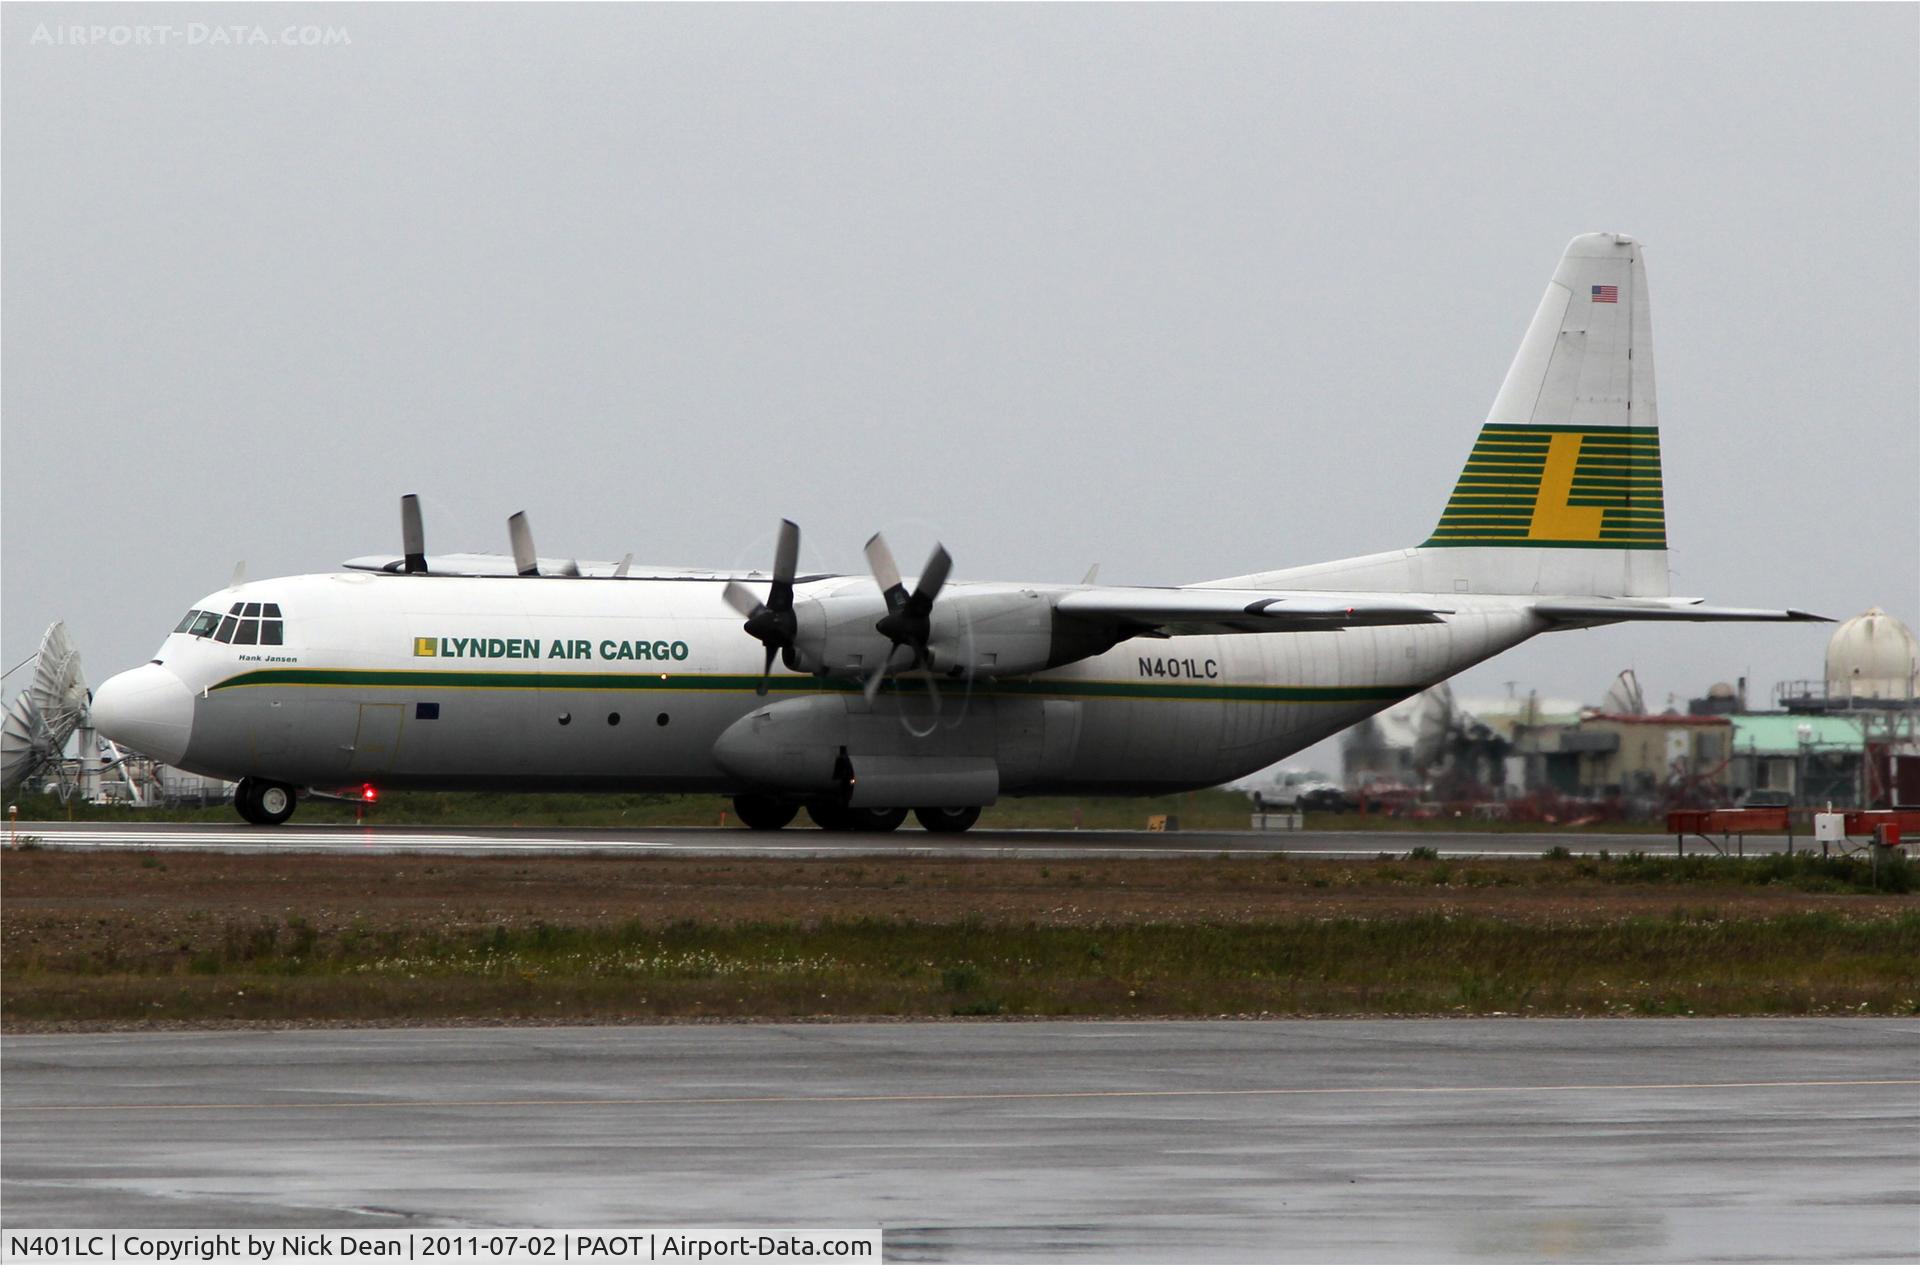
[341, 553, 818, 583]
[1053, 588, 1449, 637]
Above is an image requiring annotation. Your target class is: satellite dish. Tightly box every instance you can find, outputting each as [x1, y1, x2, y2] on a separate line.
[1, 622, 90, 796]
[1601, 668, 1647, 716]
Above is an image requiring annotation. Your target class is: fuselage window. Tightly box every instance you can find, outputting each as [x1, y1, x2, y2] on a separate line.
[261, 620, 283, 645]
[215, 615, 238, 643]
[233, 619, 259, 645]
[187, 611, 220, 637]
[174, 612, 200, 634]
[242, 602, 261, 617]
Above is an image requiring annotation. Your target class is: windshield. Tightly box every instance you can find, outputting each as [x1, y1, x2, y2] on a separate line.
[175, 604, 282, 644]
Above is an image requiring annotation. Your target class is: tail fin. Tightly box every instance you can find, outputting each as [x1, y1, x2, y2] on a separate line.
[1421, 233, 1668, 597]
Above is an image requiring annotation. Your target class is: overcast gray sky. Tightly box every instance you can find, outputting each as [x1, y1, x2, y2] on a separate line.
[5, 4, 1916, 742]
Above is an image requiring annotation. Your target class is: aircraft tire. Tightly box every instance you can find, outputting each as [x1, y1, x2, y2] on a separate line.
[914, 806, 981, 834]
[232, 780, 261, 824]
[806, 801, 855, 832]
[732, 795, 798, 831]
[234, 778, 297, 826]
[806, 803, 906, 832]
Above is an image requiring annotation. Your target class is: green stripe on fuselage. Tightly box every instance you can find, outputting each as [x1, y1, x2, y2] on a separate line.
[208, 667, 1416, 705]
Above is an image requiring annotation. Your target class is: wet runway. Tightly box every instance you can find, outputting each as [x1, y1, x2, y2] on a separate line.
[8, 819, 1797, 860]
[4, 1019, 1916, 1261]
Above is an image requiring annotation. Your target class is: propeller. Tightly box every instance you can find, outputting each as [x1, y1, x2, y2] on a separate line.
[507, 512, 539, 577]
[401, 494, 427, 574]
[862, 533, 952, 702]
[722, 519, 802, 696]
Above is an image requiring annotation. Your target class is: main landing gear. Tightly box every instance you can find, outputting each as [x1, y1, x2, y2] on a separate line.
[234, 777, 298, 826]
[731, 795, 799, 831]
[730, 795, 980, 833]
[806, 803, 909, 833]
[913, 806, 981, 834]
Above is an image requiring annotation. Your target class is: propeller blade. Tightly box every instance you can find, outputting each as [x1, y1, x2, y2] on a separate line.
[773, 519, 800, 588]
[912, 544, 952, 609]
[507, 512, 539, 577]
[863, 657, 889, 703]
[865, 534, 906, 611]
[401, 494, 427, 574]
[734, 521, 806, 692]
[723, 580, 763, 618]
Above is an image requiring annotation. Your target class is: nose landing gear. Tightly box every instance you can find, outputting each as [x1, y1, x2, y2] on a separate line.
[234, 777, 298, 826]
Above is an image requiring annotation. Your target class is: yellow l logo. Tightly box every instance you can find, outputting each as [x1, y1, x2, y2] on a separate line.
[1527, 434, 1605, 541]
[413, 637, 436, 657]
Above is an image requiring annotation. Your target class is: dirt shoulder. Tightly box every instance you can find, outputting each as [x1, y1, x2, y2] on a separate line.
[6, 849, 1914, 949]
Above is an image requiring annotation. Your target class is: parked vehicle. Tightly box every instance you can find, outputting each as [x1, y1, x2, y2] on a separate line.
[1233, 768, 1343, 810]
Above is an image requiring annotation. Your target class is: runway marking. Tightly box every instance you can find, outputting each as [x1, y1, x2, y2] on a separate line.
[9, 1078, 1916, 1115]
[9, 829, 1692, 860]
[7, 840, 1551, 859]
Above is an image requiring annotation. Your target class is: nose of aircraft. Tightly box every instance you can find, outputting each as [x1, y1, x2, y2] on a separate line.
[90, 664, 195, 766]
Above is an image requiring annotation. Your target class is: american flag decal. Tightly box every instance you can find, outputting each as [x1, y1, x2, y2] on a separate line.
[1591, 284, 1619, 303]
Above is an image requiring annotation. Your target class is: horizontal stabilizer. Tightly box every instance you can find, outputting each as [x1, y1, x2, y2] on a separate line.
[1535, 600, 1830, 627]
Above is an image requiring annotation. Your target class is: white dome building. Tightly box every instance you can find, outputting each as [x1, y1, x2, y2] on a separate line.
[1825, 607, 1919, 704]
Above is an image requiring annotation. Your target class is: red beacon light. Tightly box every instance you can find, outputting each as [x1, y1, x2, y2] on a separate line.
[360, 784, 378, 803]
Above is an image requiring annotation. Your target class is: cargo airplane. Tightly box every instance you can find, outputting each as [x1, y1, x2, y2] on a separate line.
[91, 234, 1821, 830]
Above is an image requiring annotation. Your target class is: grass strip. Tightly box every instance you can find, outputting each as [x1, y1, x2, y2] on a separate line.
[8, 911, 1916, 1025]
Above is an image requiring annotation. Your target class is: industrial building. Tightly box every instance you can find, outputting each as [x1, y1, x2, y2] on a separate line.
[1337, 606, 1920, 814]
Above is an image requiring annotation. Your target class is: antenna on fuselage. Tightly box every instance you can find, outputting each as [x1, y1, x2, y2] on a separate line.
[401, 494, 428, 574]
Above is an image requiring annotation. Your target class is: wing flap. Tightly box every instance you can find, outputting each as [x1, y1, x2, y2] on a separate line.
[1054, 589, 1448, 636]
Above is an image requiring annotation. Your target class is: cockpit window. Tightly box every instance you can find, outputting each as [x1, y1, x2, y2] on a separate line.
[179, 604, 282, 644]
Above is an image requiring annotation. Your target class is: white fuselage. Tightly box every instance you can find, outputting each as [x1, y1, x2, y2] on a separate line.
[133, 570, 1544, 798]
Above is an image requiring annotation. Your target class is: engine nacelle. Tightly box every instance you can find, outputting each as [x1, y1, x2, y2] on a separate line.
[785, 583, 1119, 681]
